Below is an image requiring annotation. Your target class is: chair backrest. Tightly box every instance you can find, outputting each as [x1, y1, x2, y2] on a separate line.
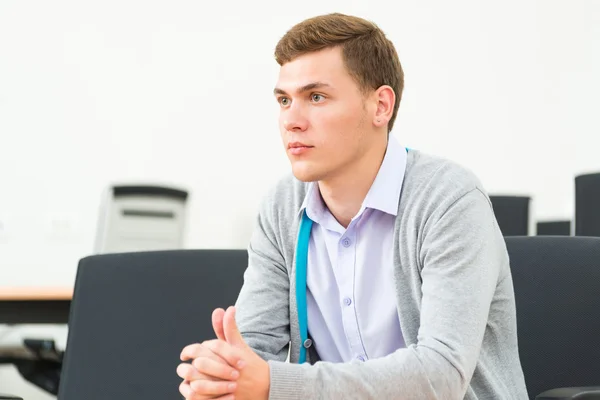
[575, 173, 600, 237]
[57, 250, 247, 400]
[536, 220, 571, 236]
[94, 185, 189, 253]
[490, 195, 531, 236]
[505, 236, 600, 399]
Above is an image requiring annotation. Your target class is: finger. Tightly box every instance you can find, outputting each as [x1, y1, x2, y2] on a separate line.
[179, 380, 193, 398]
[177, 363, 206, 382]
[193, 357, 240, 381]
[189, 379, 237, 396]
[181, 380, 235, 400]
[181, 343, 203, 361]
[177, 364, 227, 385]
[223, 306, 244, 347]
[203, 339, 245, 369]
[212, 308, 226, 341]
[180, 342, 228, 363]
[181, 344, 232, 373]
[178, 361, 233, 383]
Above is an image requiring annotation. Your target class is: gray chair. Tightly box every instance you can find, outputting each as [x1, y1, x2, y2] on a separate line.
[506, 236, 600, 399]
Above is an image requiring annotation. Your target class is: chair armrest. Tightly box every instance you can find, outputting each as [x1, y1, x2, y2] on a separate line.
[537, 387, 600, 399]
[0, 340, 62, 395]
[0, 395, 23, 400]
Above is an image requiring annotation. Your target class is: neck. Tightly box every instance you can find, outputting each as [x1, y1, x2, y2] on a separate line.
[318, 138, 388, 228]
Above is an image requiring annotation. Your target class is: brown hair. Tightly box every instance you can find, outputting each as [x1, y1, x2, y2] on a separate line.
[275, 13, 404, 133]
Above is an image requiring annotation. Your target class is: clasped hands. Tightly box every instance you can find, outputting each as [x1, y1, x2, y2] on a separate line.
[177, 306, 270, 400]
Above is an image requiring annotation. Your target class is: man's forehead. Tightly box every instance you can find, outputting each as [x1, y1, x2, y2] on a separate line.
[274, 47, 356, 94]
[277, 67, 332, 85]
[276, 67, 347, 93]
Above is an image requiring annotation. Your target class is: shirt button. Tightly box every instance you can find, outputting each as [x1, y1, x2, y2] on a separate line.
[341, 237, 351, 247]
[357, 355, 365, 362]
[303, 339, 313, 348]
[343, 297, 352, 306]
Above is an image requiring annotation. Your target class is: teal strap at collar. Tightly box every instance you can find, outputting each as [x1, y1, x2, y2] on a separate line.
[295, 210, 313, 364]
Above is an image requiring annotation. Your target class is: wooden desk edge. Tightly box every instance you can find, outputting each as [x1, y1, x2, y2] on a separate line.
[0, 287, 73, 301]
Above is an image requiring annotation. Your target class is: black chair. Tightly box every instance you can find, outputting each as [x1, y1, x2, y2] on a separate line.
[575, 172, 600, 237]
[5, 249, 247, 400]
[505, 236, 600, 399]
[536, 220, 571, 236]
[7, 239, 600, 399]
[490, 195, 531, 236]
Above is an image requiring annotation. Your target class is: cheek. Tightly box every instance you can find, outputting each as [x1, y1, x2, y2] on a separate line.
[311, 105, 361, 142]
[317, 101, 361, 127]
[278, 115, 286, 137]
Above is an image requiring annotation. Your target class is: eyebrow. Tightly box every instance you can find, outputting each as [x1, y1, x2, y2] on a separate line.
[273, 82, 332, 96]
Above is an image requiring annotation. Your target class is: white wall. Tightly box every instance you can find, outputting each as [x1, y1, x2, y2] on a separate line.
[0, 0, 598, 398]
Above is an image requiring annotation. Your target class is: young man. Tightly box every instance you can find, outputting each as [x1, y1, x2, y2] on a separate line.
[178, 13, 528, 400]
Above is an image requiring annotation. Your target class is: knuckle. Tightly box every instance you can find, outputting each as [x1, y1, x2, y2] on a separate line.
[190, 379, 210, 393]
[184, 367, 196, 380]
[198, 372, 218, 382]
[192, 357, 207, 371]
[208, 351, 225, 364]
[207, 339, 221, 352]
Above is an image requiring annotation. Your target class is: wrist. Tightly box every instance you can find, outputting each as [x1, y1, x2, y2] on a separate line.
[261, 360, 271, 400]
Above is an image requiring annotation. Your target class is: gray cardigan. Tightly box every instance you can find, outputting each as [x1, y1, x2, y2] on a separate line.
[235, 149, 529, 399]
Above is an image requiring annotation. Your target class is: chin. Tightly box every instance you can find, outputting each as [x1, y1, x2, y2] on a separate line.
[290, 164, 322, 183]
[291, 171, 318, 183]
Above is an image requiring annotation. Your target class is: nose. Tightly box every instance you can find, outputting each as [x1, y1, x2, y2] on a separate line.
[282, 104, 308, 132]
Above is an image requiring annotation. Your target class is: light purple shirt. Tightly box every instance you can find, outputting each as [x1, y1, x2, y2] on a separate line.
[300, 137, 408, 363]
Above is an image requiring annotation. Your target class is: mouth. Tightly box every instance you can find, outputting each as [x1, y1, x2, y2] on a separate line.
[287, 142, 314, 156]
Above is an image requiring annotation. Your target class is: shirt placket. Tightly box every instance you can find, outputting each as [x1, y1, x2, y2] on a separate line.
[336, 225, 368, 362]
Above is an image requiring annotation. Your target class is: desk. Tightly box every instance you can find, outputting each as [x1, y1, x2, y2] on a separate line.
[0, 287, 72, 324]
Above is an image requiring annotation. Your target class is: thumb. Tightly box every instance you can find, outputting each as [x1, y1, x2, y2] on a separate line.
[223, 306, 245, 348]
[212, 308, 226, 341]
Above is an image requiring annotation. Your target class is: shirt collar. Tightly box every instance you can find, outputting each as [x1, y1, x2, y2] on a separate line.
[298, 135, 407, 221]
[361, 135, 406, 216]
[298, 179, 327, 223]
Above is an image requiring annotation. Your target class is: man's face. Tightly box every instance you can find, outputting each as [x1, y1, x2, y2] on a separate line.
[274, 47, 377, 183]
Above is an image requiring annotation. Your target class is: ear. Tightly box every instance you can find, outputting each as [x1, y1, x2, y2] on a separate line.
[372, 85, 395, 129]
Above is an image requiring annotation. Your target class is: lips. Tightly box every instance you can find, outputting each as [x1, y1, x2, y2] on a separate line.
[287, 142, 313, 156]
[288, 142, 313, 149]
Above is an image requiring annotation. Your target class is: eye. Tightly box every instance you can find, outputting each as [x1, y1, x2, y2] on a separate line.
[278, 97, 290, 106]
[311, 93, 324, 103]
